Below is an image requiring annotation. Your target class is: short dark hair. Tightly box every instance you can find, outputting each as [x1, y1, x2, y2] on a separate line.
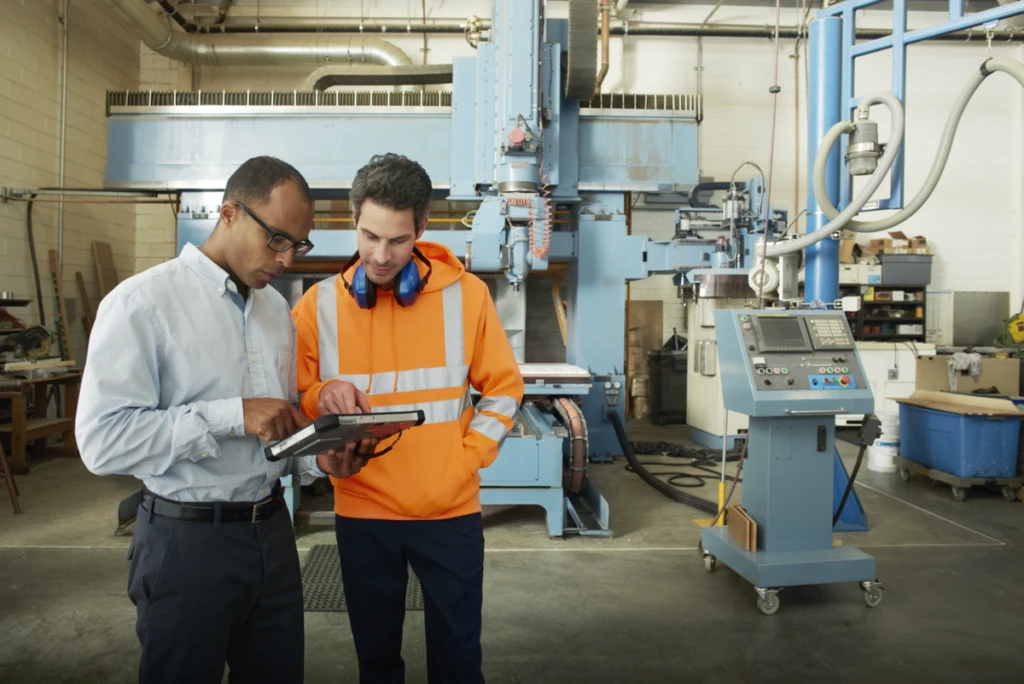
[349, 153, 432, 229]
[222, 156, 313, 208]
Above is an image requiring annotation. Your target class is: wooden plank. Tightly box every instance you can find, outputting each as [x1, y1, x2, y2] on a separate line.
[92, 241, 119, 299]
[75, 272, 94, 335]
[48, 250, 72, 360]
[0, 417, 74, 437]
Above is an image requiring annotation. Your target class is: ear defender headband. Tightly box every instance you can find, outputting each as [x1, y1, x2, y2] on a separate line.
[340, 246, 432, 309]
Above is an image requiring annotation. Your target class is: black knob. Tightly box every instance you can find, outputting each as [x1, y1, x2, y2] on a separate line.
[749, 345, 756, 351]
[788, 379, 795, 386]
[764, 379, 772, 386]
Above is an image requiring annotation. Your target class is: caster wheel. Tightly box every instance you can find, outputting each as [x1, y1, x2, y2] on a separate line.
[1002, 487, 1018, 503]
[756, 592, 780, 616]
[862, 586, 883, 608]
[952, 486, 966, 502]
[899, 467, 911, 482]
[704, 554, 716, 572]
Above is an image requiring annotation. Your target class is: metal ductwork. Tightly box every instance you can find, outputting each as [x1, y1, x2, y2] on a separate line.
[105, 0, 413, 67]
[302, 64, 454, 91]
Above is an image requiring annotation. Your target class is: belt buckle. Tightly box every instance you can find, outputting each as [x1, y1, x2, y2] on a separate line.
[251, 497, 272, 524]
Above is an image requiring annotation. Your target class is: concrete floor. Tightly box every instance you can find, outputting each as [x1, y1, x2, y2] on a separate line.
[2, 424, 1024, 683]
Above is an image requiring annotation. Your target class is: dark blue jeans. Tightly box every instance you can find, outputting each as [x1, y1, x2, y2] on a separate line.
[335, 513, 486, 684]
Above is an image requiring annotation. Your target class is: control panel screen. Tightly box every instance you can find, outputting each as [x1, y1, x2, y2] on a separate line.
[754, 316, 810, 352]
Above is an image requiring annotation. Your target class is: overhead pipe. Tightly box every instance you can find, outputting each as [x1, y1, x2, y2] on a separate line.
[213, 0, 232, 27]
[595, 2, 610, 94]
[302, 64, 453, 90]
[104, 0, 414, 67]
[611, 23, 1024, 42]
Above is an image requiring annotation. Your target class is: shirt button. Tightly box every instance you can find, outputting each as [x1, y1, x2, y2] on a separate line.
[217, 287, 225, 294]
[251, 355, 259, 362]
[200, 452, 210, 459]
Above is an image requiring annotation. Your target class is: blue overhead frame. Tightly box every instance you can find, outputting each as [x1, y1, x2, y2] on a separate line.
[805, 0, 1024, 304]
[805, 17, 843, 307]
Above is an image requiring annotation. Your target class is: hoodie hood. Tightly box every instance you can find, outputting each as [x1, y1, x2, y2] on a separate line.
[415, 241, 465, 293]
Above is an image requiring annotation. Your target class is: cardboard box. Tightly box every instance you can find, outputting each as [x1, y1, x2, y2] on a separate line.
[839, 236, 857, 264]
[631, 396, 650, 419]
[868, 230, 931, 255]
[628, 347, 646, 373]
[630, 374, 650, 398]
[874, 290, 892, 302]
[915, 356, 1021, 396]
[628, 327, 643, 348]
[839, 264, 860, 284]
[892, 290, 905, 302]
[897, 324, 923, 335]
[861, 264, 882, 285]
[727, 504, 758, 553]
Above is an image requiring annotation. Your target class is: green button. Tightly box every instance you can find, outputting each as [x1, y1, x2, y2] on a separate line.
[741, 315, 750, 321]
[781, 368, 789, 374]
[842, 367, 849, 373]
[827, 367, 834, 374]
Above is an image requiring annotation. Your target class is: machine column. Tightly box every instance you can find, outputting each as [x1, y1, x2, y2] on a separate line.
[804, 16, 843, 306]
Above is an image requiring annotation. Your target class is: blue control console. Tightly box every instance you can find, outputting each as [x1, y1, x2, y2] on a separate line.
[701, 309, 880, 614]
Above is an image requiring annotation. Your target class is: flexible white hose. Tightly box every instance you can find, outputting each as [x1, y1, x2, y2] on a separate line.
[817, 58, 1024, 233]
[768, 58, 1024, 257]
[766, 91, 904, 257]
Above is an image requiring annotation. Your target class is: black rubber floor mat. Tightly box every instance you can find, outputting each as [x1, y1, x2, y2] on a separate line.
[301, 544, 424, 612]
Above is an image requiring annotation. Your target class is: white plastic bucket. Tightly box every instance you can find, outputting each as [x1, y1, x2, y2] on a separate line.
[868, 412, 900, 473]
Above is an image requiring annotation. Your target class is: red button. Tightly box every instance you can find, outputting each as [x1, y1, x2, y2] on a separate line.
[839, 375, 850, 386]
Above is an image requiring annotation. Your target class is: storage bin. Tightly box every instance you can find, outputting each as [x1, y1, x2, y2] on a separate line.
[899, 403, 1020, 478]
[648, 350, 687, 426]
[879, 254, 932, 286]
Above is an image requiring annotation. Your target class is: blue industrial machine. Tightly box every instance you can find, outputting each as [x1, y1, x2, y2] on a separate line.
[701, 309, 879, 615]
[103, 0, 782, 537]
[102, 0, 1024, 612]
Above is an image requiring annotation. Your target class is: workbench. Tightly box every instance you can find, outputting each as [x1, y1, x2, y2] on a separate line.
[0, 372, 81, 474]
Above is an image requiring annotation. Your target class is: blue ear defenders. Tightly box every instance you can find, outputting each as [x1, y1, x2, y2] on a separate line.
[340, 246, 432, 309]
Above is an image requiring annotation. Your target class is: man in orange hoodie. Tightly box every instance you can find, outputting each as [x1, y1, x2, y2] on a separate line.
[293, 153, 524, 683]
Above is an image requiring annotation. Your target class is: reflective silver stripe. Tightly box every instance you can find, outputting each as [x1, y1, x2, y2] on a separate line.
[316, 276, 340, 381]
[382, 393, 471, 425]
[469, 413, 511, 445]
[442, 281, 464, 368]
[476, 395, 519, 419]
[336, 365, 469, 396]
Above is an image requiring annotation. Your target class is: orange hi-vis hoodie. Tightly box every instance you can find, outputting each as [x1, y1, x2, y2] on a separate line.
[293, 241, 525, 521]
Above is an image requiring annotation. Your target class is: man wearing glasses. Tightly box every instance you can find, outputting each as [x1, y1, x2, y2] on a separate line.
[76, 156, 370, 684]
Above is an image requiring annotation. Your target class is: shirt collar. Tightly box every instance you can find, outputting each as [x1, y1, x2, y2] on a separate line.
[179, 243, 241, 297]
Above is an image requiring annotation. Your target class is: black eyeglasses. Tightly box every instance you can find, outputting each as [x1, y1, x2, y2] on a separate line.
[235, 202, 315, 258]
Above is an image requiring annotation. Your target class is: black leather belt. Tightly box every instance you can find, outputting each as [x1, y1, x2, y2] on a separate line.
[140, 486, 283, 524]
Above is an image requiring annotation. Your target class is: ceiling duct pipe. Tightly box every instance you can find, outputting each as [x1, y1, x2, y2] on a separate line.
[105, 0, 413, 67]
[303, 64, 454, 90]
[610, 23, 1023, 41]
[595, 1, 610, 94]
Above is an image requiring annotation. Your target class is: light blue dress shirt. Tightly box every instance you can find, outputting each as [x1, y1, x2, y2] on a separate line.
[75, 243, 324, 502]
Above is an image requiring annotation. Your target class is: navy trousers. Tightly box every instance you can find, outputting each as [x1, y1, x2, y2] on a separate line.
[127, 501, 304, 684]
[335, 513, 486, 684]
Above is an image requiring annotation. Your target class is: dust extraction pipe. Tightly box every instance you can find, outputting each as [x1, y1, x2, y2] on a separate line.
[104, 0, 413, 67]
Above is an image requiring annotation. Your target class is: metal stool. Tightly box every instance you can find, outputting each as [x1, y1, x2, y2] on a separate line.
[0, 440, 22, 514]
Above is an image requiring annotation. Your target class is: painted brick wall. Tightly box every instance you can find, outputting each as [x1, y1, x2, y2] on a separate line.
[0, 0, 139, 364]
